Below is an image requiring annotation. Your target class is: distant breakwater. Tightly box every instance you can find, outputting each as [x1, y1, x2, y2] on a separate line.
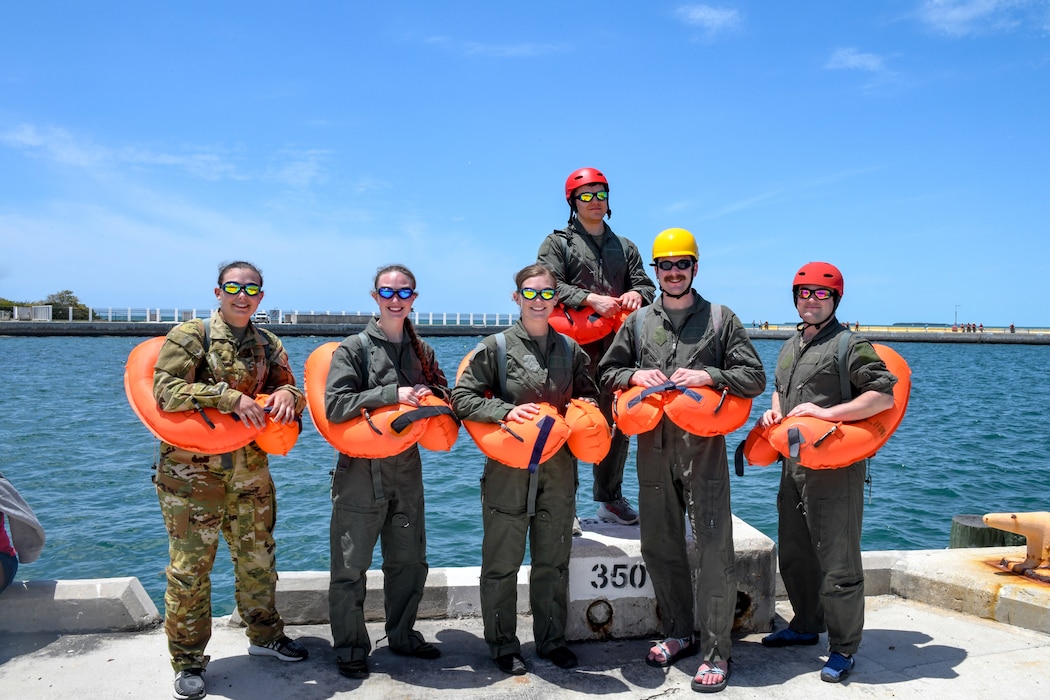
[2, 320, 1049, 344]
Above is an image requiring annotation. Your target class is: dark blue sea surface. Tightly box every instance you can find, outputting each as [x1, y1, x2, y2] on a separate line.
[1, 335, 1047, 615]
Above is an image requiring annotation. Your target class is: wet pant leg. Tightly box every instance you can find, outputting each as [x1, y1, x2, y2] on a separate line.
[686, 447, 735, 662]
[479, 462, 530, 658]
[329, 455, 384, 663]
[380, 451, 429, 653]
[528, 453, 575, 654]
[637, 433, 694, 639]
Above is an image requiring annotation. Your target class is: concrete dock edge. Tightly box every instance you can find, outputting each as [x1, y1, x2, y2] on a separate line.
[3, 533, 1047, 638]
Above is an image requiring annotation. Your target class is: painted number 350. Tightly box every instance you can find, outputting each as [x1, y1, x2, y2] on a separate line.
[590, 562, 648, 589]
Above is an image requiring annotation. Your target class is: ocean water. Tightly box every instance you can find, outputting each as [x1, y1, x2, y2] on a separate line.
[1, 334, 1048, 615]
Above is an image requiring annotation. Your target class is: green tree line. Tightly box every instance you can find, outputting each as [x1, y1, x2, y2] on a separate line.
[0, 290, 90, 320]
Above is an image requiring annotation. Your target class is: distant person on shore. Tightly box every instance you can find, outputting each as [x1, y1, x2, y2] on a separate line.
[153, 261, 308, 700]
[324, 264, 448, 680]
[536, 167, 656, 530]
[451, 263, 598, 676]
[0, 471, 45, 595]
[598, 228, 766, 693]
[757, 262, 896, 684]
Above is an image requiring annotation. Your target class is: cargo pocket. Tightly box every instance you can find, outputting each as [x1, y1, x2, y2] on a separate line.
[155, 470, 193, 540]
[386, 506, 424, 565]
[480, 462, 528, 516]
[813, 495, 860, 579]
[230, 476, 275, 549]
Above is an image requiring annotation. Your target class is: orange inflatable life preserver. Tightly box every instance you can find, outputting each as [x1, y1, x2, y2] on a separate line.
[613, 384, 667, 435]
[548, 306, 629, 345]
[462, 402, 571, 470]
[305, 341, 435, 459]
[124, 337, 297, 455]
[251, 393, 302, 456]
[741, 343, 911, 470]
[614, 382, 752, 437]
[663, 386, 753, 437]
[412, 394, 461, 452]
[456, 346, 592, 467]
[564, 398, 612, 463]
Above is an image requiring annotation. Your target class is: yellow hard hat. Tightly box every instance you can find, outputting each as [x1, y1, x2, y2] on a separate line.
[652, 228, 699, 261]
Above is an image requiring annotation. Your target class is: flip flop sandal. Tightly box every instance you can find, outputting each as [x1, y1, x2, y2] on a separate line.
[690, 661, 731, 693]
[645, 637, 698, 668]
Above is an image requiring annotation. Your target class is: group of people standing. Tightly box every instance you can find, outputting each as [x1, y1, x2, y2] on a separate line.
[150, 167, 898, 700]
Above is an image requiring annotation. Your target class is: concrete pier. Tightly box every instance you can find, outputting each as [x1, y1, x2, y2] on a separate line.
[2, 540, 1049, 699]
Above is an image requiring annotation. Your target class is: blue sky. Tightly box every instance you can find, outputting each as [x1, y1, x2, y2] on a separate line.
[1, 1, 1048, 326]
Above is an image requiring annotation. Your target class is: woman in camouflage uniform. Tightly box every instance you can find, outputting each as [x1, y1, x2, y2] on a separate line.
[153, 261, 308, 700]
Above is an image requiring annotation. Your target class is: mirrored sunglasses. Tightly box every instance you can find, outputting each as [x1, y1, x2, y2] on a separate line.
[376, 287, 416, 300]
[575, 191, 608, 203]
[221, 282, 262, 296]
[520, 287, 556, 301]
[796, 288, 834, 301]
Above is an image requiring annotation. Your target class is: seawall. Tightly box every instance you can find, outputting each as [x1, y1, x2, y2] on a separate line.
[3, 517, 1048, 639]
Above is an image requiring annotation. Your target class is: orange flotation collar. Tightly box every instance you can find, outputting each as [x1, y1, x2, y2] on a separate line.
[739, 343, 911, 470]
[304, 341, 457, 458]
[412, 394, 461, 452]
[124, 336, 299, 455]
[461, 402, 571, 471]
[564, 398, 612, 463]
[548, 305, 629, 345]
[613, 381, 752, 437]
[455, 343, 604, 467]
[613, 384, 668, 435]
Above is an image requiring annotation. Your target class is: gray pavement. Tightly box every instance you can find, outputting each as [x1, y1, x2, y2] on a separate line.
[1, 594, 1048, 699]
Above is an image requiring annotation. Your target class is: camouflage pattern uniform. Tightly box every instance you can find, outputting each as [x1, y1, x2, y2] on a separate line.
[153, 311, 305, 672]
[537, 222, 655, 503]
[451, 321, 598, 659]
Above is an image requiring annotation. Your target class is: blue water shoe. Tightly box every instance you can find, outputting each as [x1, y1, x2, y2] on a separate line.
[761, 627, 819, 647]
[820, 652, 855, 683]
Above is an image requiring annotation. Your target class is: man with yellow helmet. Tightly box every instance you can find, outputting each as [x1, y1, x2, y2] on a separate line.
[599, 227, 765, 693]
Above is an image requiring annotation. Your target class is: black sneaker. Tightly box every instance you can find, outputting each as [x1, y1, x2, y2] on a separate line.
[173, 668, 205, 700]
[494, 652, 527, 675]
[248, 635, 309, 662]
[538, 646, 578, 669]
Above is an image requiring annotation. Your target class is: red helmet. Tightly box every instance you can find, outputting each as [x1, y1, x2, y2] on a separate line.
[564, 167, 609, 202]
[793, 262, 844, 296]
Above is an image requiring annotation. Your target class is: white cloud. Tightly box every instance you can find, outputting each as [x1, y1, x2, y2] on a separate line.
[826, 47, 887, 72]
[674, 5, 743, 36]
[0, 122, 330, 187]
[916, 0, 1048, 37]
[425, 35, 566, 58]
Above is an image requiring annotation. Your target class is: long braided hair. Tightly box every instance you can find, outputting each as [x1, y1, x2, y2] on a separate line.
[373, 264, 446, 396]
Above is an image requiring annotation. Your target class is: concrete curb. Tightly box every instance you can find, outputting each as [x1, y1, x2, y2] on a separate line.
[0, 577, 159, 634]
[3, 534, 1047, 638]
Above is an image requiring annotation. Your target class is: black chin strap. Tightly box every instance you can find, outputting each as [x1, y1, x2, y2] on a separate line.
[796, 314, 836, 334]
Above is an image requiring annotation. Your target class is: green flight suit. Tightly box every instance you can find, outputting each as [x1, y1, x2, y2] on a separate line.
[537, 222, 656, 502]
[153, 311, 305, 672]
[773, 321, 897, 655]
[451, 320, 598, 658]
[324, 318, 448, 664]
[599, 293, 766, 664]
